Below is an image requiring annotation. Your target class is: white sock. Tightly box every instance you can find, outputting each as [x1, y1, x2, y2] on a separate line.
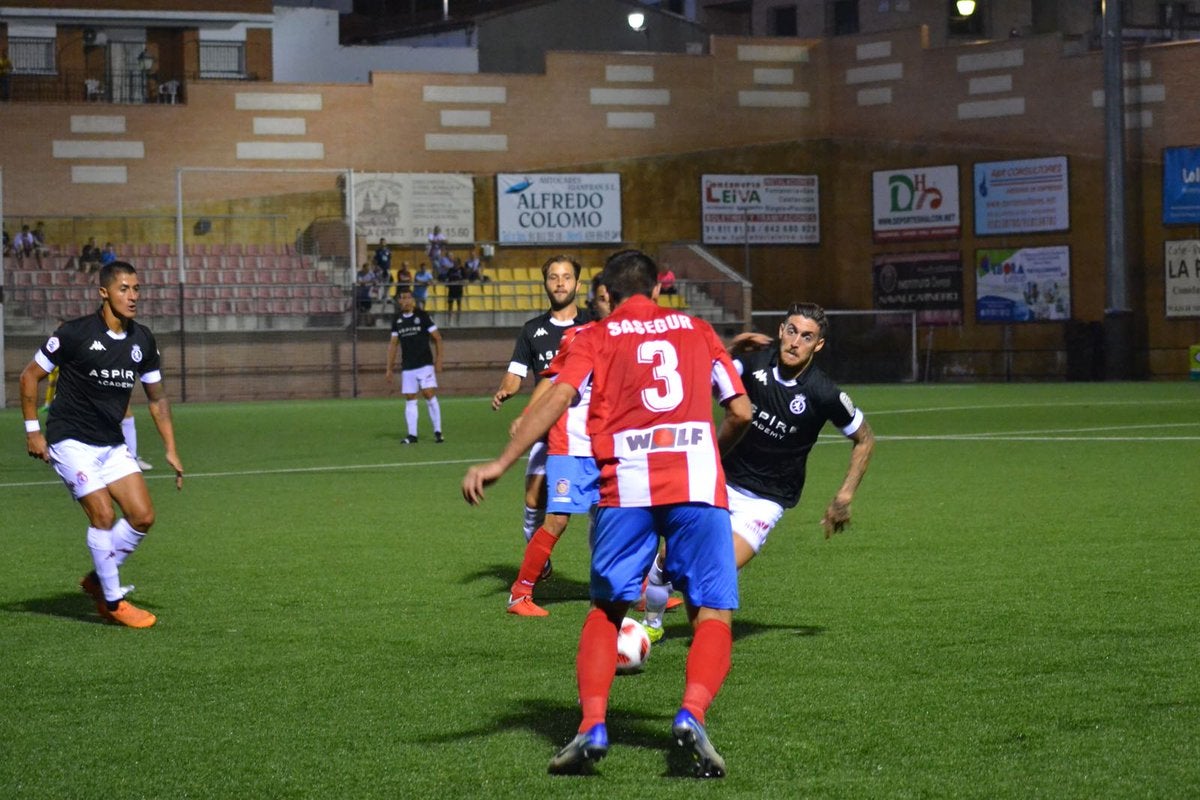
[111, 518, 145, 567]
[122, 415, 138, 458]
[86, 526, 123, 602]
[426, 396, 442, 433]
[405, 399, 419, 437]
[643, 557, 672, 627]
[523, 505, 544, 542]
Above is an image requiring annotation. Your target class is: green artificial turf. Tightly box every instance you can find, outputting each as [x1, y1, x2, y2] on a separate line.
[2, 383, 1198, 798]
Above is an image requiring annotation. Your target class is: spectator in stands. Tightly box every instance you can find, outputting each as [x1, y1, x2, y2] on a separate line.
[413, 262, 434, 308]
[395, 261, 414, 295]
[0, 49, 12, 103]
[100, 242, 118, 266]
[657, 265, 678, 295]
[2, 228, 11, 256]
[13, 225, 42, 268]
[33, 221, 51, 259]
[427, 225, 447, 261]
[78, 236, 103, 274]
[445, 258, 466, 324]
[373, 237, 392, 280]
[464, 247, 488, 283]
[356, 264, 375, 317]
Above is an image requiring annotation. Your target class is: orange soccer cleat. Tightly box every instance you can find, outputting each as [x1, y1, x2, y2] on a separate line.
[101, 600, 157, 629]
[507, 594, 549, 617]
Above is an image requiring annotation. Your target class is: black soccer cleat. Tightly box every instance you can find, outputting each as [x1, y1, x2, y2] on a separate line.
[401, 435, 418, 445]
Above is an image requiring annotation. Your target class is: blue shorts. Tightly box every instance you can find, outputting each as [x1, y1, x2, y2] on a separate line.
[591, 504, 738, 610]
[545, 455, 600, 516]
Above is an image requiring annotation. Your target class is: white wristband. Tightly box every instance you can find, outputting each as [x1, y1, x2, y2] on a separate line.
[25, 419, 40, 433]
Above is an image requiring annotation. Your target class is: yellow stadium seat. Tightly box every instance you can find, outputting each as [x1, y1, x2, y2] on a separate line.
[465, 296, 488, 312]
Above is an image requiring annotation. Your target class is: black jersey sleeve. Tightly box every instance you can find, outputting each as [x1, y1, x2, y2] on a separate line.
[812, 372, 859, 432]
[508, 326, 536, 376]
[138, 327, 163, 380]
[38, 322, 76, 370]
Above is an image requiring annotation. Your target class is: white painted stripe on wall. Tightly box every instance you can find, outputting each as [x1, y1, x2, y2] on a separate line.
[440, 109, 492, 127]
[845, 63, 903, 84]
[606, 65, 654, 82]
[1091, 84, 1167, 107]
[738, 90, 810, 108]
[957, 97, 1026, 119]
[957, 49, 1024, 72]
[1124, 60, 1152, 79]
[589, 88, 670, 106]
[1127, 109, 1153, 128]
[235, 92, 322, 111]
[53, 140, 144, 159]
[968, 75, 1013, 95]
[754, 67, 795, 85]
[253, 117, 307, 135]
[606, 111, 655, 129]
[737, 44, 809, 62]
[856, 41, 892, 60]
[236, 142, 325, 160]
[71, 115, 126, 134]
[71, 166, 128, 184]
[422, 85, 507, 104]
[424, 133, 508, 151]
[857, 87, 893, 106]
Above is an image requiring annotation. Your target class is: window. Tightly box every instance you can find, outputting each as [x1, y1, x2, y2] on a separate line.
[9, 37, 55, 75]
[771, 5, 799, 36]
[830, 0, 860, 35]
[199, 42, 245, 78]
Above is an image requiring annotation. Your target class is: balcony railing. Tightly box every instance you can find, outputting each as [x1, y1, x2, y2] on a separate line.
[1, 70, 257, 104]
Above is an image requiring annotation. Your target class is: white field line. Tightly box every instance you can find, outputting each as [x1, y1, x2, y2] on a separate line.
[867, 398, 1198, 416]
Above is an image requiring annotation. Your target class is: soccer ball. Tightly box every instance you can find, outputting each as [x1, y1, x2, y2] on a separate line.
[616, 617, 651, 674]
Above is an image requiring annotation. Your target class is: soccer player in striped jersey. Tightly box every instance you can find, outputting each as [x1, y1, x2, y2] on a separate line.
[464, 250, 751, 778]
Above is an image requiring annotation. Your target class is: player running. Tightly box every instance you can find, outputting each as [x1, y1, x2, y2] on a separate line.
[491, 256, 589, 574]
[19, 260, 184, 628]
[464, 250, 751, 778]
[642, 302, 875, 638]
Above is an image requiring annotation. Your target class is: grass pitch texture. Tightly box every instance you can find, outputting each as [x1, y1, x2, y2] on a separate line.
[2, 383, 1198, 798]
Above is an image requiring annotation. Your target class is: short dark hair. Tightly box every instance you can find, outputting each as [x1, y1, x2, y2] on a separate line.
[601, 249, 657, 305]
[784, 302, 829, 340]
[99, 261, 137, 288]
[540, 255, 582, 281]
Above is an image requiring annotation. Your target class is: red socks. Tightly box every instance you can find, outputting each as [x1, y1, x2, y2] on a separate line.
[510, 527, 557, 597]
[576, 608, 619, 732]
[681, 618, 733, 724]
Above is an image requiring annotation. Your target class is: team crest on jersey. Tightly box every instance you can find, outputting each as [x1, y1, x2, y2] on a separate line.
[46, 336, 60, 353]
[131, 345, 143, 363]
[554, 478, 571, 496]
[789, 393, 808, 415]
[839, 392, 856, 416]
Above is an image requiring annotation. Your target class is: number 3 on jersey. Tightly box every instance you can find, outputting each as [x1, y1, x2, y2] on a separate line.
[637, 340, 684, 411]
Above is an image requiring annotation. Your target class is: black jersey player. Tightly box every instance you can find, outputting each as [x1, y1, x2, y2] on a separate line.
[19, 261, 183, 628]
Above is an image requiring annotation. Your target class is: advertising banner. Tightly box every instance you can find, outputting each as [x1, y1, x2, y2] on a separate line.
[973, 156, 1069, 235]
[497, 173, 622, 244]
[353, 173, 474, 244]
[975, 246, 1071, 323]
[700, 174, 820, 244]
[873, 252, 963, 325]
[872, 165, 960, 242]
[1165, 240, 1200, 318]
[1163, 146, 1200, 225]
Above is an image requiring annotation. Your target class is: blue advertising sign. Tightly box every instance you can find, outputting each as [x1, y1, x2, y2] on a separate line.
[1163, 146, 1200, 225]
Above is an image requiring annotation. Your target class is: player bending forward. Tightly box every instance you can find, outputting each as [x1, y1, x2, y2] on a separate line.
[642, 302, 874, 637]
[20, 260, 184, 628]
[464, 250, 751, 778]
